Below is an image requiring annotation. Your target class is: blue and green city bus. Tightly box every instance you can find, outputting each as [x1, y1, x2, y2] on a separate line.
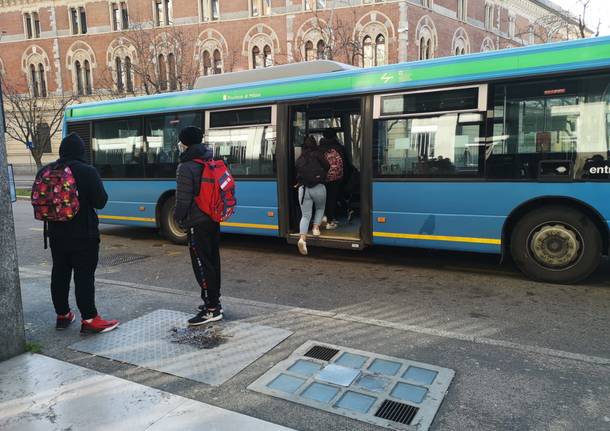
[63, 36, 610, 284]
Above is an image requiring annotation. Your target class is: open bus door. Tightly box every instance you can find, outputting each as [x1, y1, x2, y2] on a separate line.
[278, 98, 369, 250]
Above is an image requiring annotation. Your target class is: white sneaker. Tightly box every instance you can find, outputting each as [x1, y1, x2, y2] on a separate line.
[312, 227, 321, 236]
[297, 238, 308, 255]
[321, 216, 328, 225]
[325, 221, 338, 230]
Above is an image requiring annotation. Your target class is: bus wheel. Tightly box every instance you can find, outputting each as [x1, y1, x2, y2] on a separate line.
[510, 206, 601, 284]
[160, 198, 188, 245]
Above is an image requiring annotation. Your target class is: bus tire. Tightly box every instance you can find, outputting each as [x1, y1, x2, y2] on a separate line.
[510, 206, 601, 284]
[160, 198, 188, 245]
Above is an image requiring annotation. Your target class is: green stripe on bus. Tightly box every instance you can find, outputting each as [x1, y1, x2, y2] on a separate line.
[68, 42, 610, 120]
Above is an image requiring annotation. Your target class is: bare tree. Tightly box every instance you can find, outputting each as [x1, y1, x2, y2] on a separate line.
[518, 0, 598, 44]
[1, 82, 73, 168]
[294, 9, 364, 66]
[117, 20, 199, 95]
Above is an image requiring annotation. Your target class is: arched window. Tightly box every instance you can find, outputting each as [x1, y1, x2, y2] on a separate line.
[125, 56, 133, 92]
[305, 41, 314, 61]
[316, 39, 325, 60]
[84, 60, 92, 95]
[115, 57, 124, 91]
[75, 60, 84, 95]
[363, 36, 373, 67]
[203, 50, 211, 75]
[213, 49, 222, 74]
[30, 64, 39, 97]
[375, 34, 385, 66]
[158, 54, 167, 90]
[263, 45, 272, 67]
[167, 53, 177, 90]
[252, 46, 261, 69]
[419, 36, 432, 60]
[38, 63, 47, 97]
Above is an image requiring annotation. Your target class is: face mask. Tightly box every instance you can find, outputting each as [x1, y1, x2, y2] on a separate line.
[178, 143, 188, 153]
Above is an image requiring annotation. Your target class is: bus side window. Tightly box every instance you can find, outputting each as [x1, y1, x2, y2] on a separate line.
[144, 112, 203, 178]
[92, 118, 144, 178]
[487, 74, 610, 180]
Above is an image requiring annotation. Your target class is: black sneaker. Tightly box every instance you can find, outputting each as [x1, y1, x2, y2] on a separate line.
[56, 311, 76, 330]
[188, 308, 223, 326]
[198, 302, 223, 313]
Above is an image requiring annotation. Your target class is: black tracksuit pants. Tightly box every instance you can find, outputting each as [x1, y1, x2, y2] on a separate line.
[325, 180, 342, 221]
[50, 238, 99, 320]
[188, 221, 221, 308]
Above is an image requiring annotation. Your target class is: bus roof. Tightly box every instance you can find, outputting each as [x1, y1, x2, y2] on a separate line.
[66, 35, 610, 122]
[193, 60, 356, 90]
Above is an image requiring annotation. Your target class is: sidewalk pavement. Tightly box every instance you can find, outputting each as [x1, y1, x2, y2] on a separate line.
[0, 353, 296, 431]
[8, 266, 610, 431]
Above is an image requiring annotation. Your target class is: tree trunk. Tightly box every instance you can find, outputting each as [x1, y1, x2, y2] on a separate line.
[32, 152, 43, 169]
[0, 91, 26, 361]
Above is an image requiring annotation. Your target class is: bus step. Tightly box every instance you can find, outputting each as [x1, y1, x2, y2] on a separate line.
[287, 234, 364, 251]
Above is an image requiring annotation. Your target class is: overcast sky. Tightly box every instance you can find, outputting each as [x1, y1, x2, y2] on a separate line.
[551, 0, 610, 35]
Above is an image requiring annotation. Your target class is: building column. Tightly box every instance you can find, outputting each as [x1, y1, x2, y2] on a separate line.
[50, 5, 64, 95]
[286, 14, 295, 64]
[398, 1, 409, 63]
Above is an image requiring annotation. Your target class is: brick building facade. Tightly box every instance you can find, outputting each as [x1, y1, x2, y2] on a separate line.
[0, 0, 575, 166]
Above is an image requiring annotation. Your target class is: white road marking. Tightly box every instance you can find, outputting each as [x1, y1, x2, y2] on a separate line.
[18, 266, 610, 366]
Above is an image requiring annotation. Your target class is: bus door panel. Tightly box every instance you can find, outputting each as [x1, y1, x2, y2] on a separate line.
[371, 85, 496, 253]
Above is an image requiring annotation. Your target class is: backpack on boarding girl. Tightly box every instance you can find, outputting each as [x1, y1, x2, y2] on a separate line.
[325, 148, 344, 182]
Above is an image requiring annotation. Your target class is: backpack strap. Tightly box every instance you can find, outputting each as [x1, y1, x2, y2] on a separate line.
[43, 220, 48, 250]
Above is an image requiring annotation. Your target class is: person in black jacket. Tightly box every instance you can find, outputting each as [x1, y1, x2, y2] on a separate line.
[174, 126, 223, 326]
[47, 133, 119, 334]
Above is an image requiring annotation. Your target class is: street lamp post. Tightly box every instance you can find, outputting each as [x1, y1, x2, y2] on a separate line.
[0, 29, 27, 361]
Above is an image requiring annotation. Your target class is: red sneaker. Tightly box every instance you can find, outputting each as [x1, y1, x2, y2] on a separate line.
[81, 315, 120, 334]
[56, 311, 76, 330]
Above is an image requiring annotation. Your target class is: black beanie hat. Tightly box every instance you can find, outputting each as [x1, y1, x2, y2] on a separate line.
[59, 133, 86, 159]
[179, 126, 203, 147]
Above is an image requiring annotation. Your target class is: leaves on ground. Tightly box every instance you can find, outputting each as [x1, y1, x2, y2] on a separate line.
[169, 325, 231, 349]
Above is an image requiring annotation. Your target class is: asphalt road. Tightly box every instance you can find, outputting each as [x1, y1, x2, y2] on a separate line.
[10, 199, 610, 430]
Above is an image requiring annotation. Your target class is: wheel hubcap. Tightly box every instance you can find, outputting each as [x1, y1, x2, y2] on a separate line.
[529, 224, 581, 269]
[167, 206, 187, 239]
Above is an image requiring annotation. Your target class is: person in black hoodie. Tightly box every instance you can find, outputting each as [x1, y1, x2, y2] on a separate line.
[174, 126, 223, 326]
[47, 133, 119, 334]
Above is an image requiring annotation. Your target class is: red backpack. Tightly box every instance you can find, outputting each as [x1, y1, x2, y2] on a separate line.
[193, 159, 236, 222]
[31, 163, 80, 223]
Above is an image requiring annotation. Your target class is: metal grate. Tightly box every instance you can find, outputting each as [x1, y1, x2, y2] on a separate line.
[98, 253, 149, 266]
[304, 345, 340, 361]
[374, 399, 419, 425]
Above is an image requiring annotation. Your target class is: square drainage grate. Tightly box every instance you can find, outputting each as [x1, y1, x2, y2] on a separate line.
[248, 341, 454, 430]
[375, 399, 419, 425]
[98, 253, 149, 266]
[70, 310, 292, 386]
[305, 345, 339, 361]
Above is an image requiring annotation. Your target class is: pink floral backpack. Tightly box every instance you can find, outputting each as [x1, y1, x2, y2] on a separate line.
[31, 163, 80, 247]
[325, 148, 344, 182]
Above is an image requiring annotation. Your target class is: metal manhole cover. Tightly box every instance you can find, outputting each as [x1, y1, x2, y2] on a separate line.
[248, 341, 454, 430]
[98, 253, 149, 266]
[69, 309, 293, 386]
